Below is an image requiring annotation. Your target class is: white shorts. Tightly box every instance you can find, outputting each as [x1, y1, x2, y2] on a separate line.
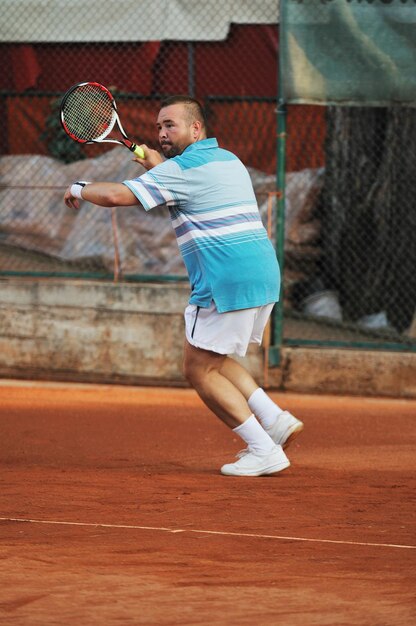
[184, 301, 275, 357]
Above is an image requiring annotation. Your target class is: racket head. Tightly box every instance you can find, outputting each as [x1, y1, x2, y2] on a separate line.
[60, 82, 118, 144]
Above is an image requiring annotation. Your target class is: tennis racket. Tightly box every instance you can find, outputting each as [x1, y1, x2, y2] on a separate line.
[60, 81, 145, 158]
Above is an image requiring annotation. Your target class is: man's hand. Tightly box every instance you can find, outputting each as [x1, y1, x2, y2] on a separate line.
[133, 144, 164, 170]
[64, 187, 80, 210]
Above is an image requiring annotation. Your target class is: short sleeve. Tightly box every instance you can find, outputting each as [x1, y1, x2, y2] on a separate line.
[123, 159, 187, 211]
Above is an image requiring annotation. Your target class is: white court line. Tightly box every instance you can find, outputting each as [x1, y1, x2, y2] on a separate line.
[1, 517, 415, 550]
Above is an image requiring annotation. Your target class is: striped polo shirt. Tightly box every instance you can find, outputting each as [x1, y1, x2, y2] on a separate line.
[123, 138, 280, 313]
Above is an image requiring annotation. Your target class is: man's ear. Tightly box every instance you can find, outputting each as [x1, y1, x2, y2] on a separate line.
[193, 120, 202, 139]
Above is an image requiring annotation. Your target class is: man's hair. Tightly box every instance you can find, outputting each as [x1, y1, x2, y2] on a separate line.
[160, 95, 207, 129]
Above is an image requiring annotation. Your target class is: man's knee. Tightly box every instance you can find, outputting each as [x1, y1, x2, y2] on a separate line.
[183, 352, 205, 387]
[183, 342, 224, 387]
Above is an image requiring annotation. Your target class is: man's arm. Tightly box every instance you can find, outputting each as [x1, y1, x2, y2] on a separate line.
[64, 182, 141, 210]
[64, 145, 164, 210]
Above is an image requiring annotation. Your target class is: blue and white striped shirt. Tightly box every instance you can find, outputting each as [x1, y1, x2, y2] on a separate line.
[123, 138, 280, 312]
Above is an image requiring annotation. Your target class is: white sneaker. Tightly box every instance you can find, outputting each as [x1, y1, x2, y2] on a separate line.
[266, 411, 304, 449]
[220, 445, 290, 477]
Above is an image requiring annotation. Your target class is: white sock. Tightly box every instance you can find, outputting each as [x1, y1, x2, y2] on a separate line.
[233, 414, 275, 454]
[248, 388, 283, 430]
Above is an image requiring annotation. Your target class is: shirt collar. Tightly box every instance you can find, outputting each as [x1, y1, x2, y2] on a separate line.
[183, 138, 218, 154]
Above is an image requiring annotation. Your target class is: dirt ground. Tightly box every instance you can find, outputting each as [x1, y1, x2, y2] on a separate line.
[0, 381, 415, 626]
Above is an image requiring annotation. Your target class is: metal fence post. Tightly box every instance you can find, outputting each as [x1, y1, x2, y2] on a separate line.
[269, 19, 287, 368]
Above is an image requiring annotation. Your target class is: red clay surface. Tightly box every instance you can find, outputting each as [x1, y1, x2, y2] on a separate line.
[0, 381, 415, 625]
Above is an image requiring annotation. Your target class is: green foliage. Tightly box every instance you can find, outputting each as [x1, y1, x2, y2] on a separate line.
[40, 97, 86, 163]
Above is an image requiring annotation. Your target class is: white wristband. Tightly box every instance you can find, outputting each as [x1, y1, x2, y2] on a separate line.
[70, 181, 91, 199]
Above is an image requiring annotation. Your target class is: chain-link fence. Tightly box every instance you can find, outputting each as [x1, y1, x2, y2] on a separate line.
[280, 104, 416, 352]
[278, 0, 416, 351]
[1, 0, 415, 353]
[0, 2, 278, 279]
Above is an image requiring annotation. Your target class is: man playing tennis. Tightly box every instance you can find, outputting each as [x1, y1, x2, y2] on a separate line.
[64, 95, 303, 476]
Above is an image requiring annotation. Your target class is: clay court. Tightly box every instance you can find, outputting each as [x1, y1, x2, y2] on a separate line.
[0, 381, 415, 625]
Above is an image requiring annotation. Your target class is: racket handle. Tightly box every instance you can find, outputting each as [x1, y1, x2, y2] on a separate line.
[131, 144, 145, 159]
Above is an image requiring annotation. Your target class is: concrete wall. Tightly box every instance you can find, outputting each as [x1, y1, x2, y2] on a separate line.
[1, 278, 415, 398]
[0, 278, 189, 386]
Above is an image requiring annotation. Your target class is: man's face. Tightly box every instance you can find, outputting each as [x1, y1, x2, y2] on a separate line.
[157, 104, 197, 158]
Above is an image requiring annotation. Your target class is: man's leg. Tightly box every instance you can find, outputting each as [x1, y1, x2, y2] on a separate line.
[218, 356, 258, 400]
[183, 339, 252, 429]
[183, 340, 290, 476]
[218, 355, 304, 448]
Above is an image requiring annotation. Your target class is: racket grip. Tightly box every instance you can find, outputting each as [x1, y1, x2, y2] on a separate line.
[131, 144, 145, 159]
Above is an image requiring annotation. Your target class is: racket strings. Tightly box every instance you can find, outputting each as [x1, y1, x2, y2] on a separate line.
[62, 86, 116, 141]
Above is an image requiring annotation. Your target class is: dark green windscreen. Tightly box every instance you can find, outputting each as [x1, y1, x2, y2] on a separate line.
[280, 0, 416, 105]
